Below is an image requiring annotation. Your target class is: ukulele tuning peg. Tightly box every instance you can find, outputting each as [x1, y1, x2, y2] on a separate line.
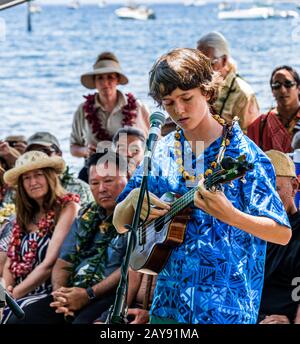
[240, 177, 247, 184]
[210, 185, 217, 192]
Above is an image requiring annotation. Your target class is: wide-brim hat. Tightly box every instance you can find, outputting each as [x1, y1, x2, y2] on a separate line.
[266, 150, 296, 178]
[81, 59, 129, 89]
[4, 151, 65, 186]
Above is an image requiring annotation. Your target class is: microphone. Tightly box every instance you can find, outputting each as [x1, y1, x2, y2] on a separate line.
[0, 284, 25, 320]
[146, 111, 166, 154]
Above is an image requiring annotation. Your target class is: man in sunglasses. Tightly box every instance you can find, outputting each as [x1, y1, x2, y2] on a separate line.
[196, 31, 260, 133]
[248, 65, 300, 153]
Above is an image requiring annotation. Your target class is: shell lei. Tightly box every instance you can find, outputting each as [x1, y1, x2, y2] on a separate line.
[174, 114, 234, 182]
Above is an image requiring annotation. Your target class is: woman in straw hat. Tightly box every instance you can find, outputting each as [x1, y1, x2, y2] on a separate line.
[1, 151, 80, 323]
[70, 52, 150, 181]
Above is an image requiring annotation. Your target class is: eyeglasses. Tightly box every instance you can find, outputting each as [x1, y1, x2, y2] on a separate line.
[271, 80, 297, 91]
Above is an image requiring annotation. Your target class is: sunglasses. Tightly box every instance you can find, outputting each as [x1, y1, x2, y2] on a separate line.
[34, 146, 58, 156]
[7, 140, 26, 147]
[271, 80, 297, 91]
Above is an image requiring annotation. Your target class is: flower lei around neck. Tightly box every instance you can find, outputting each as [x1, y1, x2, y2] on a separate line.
[174, 114, 236, 183]
[67, 202, 117, 289]
[83, 92, 138, 141]
[8, 193, 80, 278]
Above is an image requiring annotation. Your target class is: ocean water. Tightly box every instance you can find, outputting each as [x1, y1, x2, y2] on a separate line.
[0, 2, 299, 171]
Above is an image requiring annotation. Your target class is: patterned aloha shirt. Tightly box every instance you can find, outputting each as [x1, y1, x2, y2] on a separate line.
[118, 123, 290, 324]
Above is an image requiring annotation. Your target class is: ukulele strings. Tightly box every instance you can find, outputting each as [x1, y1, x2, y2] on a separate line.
[138, 170, 225, 241]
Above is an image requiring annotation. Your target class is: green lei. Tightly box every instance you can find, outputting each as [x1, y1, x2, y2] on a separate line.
[60, 165, 73, 187]
[67, 202, 117, 288]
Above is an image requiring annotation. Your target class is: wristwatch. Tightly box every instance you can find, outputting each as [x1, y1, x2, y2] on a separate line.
[86, 286, 96, 301]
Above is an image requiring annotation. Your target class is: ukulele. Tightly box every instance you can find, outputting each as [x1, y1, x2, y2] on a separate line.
[129, 155, 254, 275]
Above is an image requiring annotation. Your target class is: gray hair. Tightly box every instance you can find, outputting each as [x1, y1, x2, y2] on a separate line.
[112, 127, 145, 145]
[197, 31, 230, 58]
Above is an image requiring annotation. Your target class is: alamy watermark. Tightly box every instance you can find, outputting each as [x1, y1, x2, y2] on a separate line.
[94, 134, 205, 187]
[291, 277, 300, 302]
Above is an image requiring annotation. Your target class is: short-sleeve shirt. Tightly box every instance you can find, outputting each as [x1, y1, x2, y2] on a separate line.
[215, 70, 260, 132]
[59, 205, 127, 284]
[70, 90, 150, 147]
[118, 123, 290, 324]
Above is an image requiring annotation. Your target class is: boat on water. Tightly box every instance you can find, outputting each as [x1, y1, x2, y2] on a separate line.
[98, 0, 106, 7]
[218, 2, 232, 11]
[29, 1, 41, 14]
[218, 6, 299, 20]
[115, 5, 155, 20]
[68, 0, 80, 10]
[183, 0, 206, 6]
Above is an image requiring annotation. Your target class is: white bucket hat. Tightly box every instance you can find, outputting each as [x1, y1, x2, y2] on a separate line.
[4, 151, 65, 186]
[81, 54, 129, 89]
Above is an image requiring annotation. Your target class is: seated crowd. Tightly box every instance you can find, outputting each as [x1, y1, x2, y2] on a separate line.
[0, 39, 300, 324]
[0, 129, 154, 324]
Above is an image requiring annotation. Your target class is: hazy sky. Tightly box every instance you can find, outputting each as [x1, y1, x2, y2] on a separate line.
[39, 0, 229, 4]
[36, 1, 284, 4]
[39, 0, 183, 3]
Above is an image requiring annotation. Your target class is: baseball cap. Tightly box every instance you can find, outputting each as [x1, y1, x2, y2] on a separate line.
[27, 132, 60, 150]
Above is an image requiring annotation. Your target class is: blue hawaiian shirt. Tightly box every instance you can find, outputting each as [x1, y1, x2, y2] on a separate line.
[118, 123, 290, 324]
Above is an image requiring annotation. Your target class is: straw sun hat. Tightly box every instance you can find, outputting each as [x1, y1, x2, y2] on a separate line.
[4, 151, 65, 186]
[81, 52, 129, 90]
[265, 150, 296, 178]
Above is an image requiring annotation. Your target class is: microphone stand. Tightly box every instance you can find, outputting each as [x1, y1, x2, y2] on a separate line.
[0, 283, 25, 321]
[106, 154, 152, 324]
